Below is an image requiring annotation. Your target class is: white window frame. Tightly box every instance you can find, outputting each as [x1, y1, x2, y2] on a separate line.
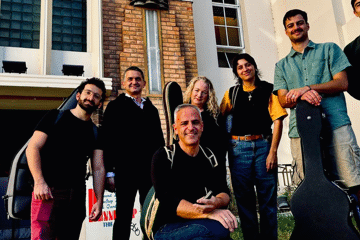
[0, 0, 112, 90]
[145, 9, 162, 95]
[212, 0, 245, 68]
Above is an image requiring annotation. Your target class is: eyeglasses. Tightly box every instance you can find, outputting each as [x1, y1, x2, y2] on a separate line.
[83, 89, 102, 101]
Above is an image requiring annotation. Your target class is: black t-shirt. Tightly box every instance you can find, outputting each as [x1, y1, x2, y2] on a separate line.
[35, 109, 101, 188]
[151, 142, 229, 231]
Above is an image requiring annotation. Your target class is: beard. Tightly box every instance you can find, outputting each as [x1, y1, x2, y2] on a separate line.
[290, 29, 308, 43]
[78, 98, 98, 114]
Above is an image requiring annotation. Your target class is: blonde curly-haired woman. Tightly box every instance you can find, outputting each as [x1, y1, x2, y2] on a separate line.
[184, 76, 227, 170]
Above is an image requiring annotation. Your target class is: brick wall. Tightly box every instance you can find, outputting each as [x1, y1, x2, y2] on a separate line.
[102, 0, 198, 140]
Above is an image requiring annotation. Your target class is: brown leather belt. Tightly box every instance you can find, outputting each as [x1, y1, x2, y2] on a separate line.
[231, 134, 263, 141]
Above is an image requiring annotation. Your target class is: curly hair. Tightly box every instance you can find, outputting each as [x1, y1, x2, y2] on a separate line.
[183, 76, 220, 119]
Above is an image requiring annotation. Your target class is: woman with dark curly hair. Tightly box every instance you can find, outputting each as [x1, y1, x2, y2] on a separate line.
[220, 53, 287, 240]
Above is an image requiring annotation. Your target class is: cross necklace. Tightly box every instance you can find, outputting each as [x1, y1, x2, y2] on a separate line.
[248, 91, 253, 101]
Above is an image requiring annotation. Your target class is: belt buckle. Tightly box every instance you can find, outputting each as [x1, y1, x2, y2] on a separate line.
[244, 134, 251, 141]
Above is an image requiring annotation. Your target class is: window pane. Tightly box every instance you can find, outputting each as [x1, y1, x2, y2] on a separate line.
[226, 52, 238, 68]
[53, 33, 61, 42]
[2, 2, 11, 11]
[0, 0, 40, 48]
[224, 0, 236, 4]
[12, 12, 22, 21]
[11, 21, 21, 30]
[225, 8, 238, 27]
[227, 27, 240, 46]
[62, 44, 72, 51]
[146, 10, 161, 94]
[0, 21, 11, 29]
[23, 13, 32, 22]
[21, 32, 32, 40]
[0, 30, 10, 38]
[23, 4, 32, 13]
[21, 22, 32, 31]
[33, 31, 39, 40]
[214, 26, 227, 45]
[52, 25, 61, 33]
[63, 35, 72, 43]
[10, 39, 21, 47]
[72, 44, 83, 52]
[73, 27, 83, 35]
[213, 0, 244, 67]
[10, 30, 20, 39]
[12, 3, 22, 12]
[217, 52, 240, 68]
[213, 6, 225, 25]
[217, 52, 229, 68]
[2, 12, 11, 20]
[52, 0, 86, 52]
[52, 42, 61, 50]
[63, 27, 72, 34]
[72, 2, 83, 10]
[0, 39, 9, 46]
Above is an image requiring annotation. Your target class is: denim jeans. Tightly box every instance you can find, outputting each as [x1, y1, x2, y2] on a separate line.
[228, 138, 277, 240]
[154, 219, 231, 240]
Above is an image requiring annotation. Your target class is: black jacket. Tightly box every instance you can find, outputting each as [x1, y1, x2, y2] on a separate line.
[102, 93, 165, 178]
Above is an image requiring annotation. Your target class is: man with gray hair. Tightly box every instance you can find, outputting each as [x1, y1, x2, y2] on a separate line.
[151, 104, 237, 240]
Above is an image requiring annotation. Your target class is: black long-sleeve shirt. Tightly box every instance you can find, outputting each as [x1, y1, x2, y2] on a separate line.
[151, 142, 229, 232]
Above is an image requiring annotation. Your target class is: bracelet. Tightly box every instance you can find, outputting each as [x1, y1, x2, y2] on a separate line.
[306, 85, 311, 91]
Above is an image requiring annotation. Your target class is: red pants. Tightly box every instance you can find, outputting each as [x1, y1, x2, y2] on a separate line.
[31, 188, 85, 240]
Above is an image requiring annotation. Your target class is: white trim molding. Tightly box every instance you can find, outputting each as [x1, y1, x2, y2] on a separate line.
[0, 73, 112, 91]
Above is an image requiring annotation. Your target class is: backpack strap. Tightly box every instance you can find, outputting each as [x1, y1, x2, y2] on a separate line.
[230, 84, 240, 110]
[199, 145, 218, 168]
[164, 144, 218, 169]
[164, 144, 175, 168]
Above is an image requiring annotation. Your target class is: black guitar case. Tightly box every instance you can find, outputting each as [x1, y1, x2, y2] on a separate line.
[3, 88, 79, 220]
[290, 101, 360, 239]
[162, 81, 183, 145]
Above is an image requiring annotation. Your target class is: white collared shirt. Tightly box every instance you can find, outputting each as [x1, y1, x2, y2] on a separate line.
[125, 93, 146, 109]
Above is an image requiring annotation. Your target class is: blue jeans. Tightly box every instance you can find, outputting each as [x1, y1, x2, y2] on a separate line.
[228, 138, 277, 240]
[154, 219, 231, 240]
